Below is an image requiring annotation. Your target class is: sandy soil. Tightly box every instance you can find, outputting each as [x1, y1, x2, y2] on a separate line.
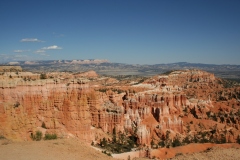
[0, 138, 114, 160]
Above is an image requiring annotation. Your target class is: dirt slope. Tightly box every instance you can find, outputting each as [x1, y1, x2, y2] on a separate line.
[0, 138, 114, 160]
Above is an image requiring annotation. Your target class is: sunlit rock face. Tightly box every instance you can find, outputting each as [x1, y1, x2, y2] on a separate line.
[0, 76, 93, 141]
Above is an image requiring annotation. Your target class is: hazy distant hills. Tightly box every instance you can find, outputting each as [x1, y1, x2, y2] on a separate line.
[7, 59, 109, 65]
[2, 60, 240, 80]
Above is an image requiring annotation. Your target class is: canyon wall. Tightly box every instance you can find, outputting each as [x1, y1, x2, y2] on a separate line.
[0, 69, 239, 150]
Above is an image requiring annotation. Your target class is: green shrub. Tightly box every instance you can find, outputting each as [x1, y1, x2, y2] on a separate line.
[98, 88, 108, 93]
[172, 137, 182, 147]
[99, 134, 138, 154]
[158, 141, 165, 147]
[31, 131, 42, 141]
[0, 135, 5, 139]
[13, 102, 20, 108]
[44, 133, 57, 140]
[183, 135, 191, 144]
[40, 73, 47, 79]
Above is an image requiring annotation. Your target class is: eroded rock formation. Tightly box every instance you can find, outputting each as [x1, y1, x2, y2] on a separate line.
[0, 68, 240, 158]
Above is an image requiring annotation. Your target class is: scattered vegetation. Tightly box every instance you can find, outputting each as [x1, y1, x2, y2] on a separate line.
[111, 88, 125, 94]
[31, 131, 42, 141]
[131, 77, 148, 85]
[40, 73, 47, 79]
[222, 79, 240, 88]
[44, 133, 57, 140]
[0, 135, 5, 139]
[98, 88, 108, 93]
[155, 126, 234, 149]
[96, 129, 138, 154]
[109, 75, 145, 81]
[30, 131, 57, 141]
[172, 135, 182, 147]
[13, 102, 20, 108]
[97, 88, 125, 94]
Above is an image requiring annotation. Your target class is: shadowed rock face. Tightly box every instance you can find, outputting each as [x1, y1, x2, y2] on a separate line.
[0, 69, 240, 158]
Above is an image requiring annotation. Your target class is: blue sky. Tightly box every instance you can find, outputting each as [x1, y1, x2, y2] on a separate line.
[0, 0, 240, 64]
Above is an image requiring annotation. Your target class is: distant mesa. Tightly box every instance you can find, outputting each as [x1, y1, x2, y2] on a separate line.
[6, 59, 109, 65]
[3, 60, 240, 80]
[24, 61, 39, 65]
[8, 62, 20, 65]
[70, 59, 109, 64]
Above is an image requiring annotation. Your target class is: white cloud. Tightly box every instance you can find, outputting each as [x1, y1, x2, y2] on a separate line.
[13, 49, 30, 53]
[42, 45, 62, 50]
[20, 38, 44, 42]
[35, 50, 46, 53]
[14, 50, 23, 53]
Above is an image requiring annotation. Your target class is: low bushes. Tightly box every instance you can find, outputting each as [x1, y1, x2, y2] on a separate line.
[44, 133, 57, 140]
[31, 131, 42, 141]
[30, 131, 57, 141]
[0, 135, 5, 139]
